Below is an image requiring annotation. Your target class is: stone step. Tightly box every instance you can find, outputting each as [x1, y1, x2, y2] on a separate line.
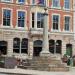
[18, 56, 69, 71]
[18, 65, 69, 71]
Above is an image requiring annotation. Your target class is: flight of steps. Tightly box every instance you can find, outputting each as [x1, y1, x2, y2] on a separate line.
[18, 56, 69, 71]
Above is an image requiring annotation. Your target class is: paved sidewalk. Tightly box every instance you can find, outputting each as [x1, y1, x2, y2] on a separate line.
[0, 68, 75, 75]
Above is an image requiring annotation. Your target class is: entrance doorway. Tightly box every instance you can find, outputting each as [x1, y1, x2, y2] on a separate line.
[33, 40, 42, 56]
[66, 44, 72, 57]
[0, 41, 7, 55]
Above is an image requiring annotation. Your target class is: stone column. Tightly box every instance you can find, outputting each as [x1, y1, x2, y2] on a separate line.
[40, 8, 50, 56]
[73, 1, 75, 40]
[28, 38, 33, 59]
[7, 39, 13, 57]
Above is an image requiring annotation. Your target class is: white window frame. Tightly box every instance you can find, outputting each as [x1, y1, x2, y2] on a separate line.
[63, 15, 71, 32]
[51, 14, 60, 32]
[51, 0, 60, 9]
[64, 0, 70, 10]
[1, 0, 13, 3]
[36, 12, 44, 29]
[16, 10, 27, 30]
[2, 8, 12, 28]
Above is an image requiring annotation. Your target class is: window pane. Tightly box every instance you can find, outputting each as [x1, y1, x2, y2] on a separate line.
[65, 16, 70, 31]
[18, 0, 25, 2]
[21, 38, 28, 53]
[3, 9, 11, 26]
[38, 0, 45, 5]
[32, 13, 34, 28]
[32, 0, 35, 4]
[18, 11, 25, 27]
[13, 38, 20, 53]
[53, 0, 59, 7]
[64, 0, 70, 9]
[53, 15, 59, 30]
[37, 13, 44, 28]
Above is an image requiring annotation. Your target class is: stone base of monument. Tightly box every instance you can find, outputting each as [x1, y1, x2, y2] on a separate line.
[40, 51, 50, 57]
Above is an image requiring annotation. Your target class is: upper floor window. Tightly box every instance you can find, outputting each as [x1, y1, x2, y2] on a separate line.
[64, 0, 70, 9]
[32, 13, 35, 28]
[37, 0, 45, 5]
[37, 13, 44, 28]
[32, 0, 35, 4]
[18, 11, 25, 27]
[1, 0, 12, 2]
[64, 16, 70, 31]
[52, 15, 59, 30]
[3, 9, 11, 26]
[52, 0, 60, 7]
[18, 0, 25, 4]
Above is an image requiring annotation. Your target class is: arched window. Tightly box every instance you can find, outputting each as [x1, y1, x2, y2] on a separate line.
[56, 40, 62, 54]
[49, 40, 55, 53]
[21, 38, 28, 53]
[13, 38, 20, 53]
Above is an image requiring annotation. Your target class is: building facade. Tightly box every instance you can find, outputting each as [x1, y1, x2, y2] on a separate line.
[0, 0, 75, 59]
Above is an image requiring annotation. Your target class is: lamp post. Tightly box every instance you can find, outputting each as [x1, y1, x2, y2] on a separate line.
[40, 7, 50, 56]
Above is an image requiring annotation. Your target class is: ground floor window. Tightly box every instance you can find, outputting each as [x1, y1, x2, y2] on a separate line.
[13, 38, 28, 54]
[21, 38, 28, 53]
[0, 41, 7, 55]
[49, 40, 62, 54]
[13, 38, 20, 53]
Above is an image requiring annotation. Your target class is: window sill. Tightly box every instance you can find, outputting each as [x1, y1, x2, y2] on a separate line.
[1, 1, 13, 3]
[63, 7, 71, 11]
[51, 6, 61, 9]
[51, 29, 60, 32]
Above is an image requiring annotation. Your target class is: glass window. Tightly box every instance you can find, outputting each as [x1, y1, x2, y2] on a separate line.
[13, 38, 20, 53]
[32, 13, 35, 28]
[18, 11, 25, 27]
[18, 0, 25, 4]
[64, 0, 70, 9]
[21, 38, 28, 53]
[32, 0, 35, 4]
[3, 9, 11, 26]
[53, 15, 59, 30]
[37, 13, 44, 28]
[38, 0, 45, 5]
[52, 0, 60, 7]
[64, 16, 70, 31]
